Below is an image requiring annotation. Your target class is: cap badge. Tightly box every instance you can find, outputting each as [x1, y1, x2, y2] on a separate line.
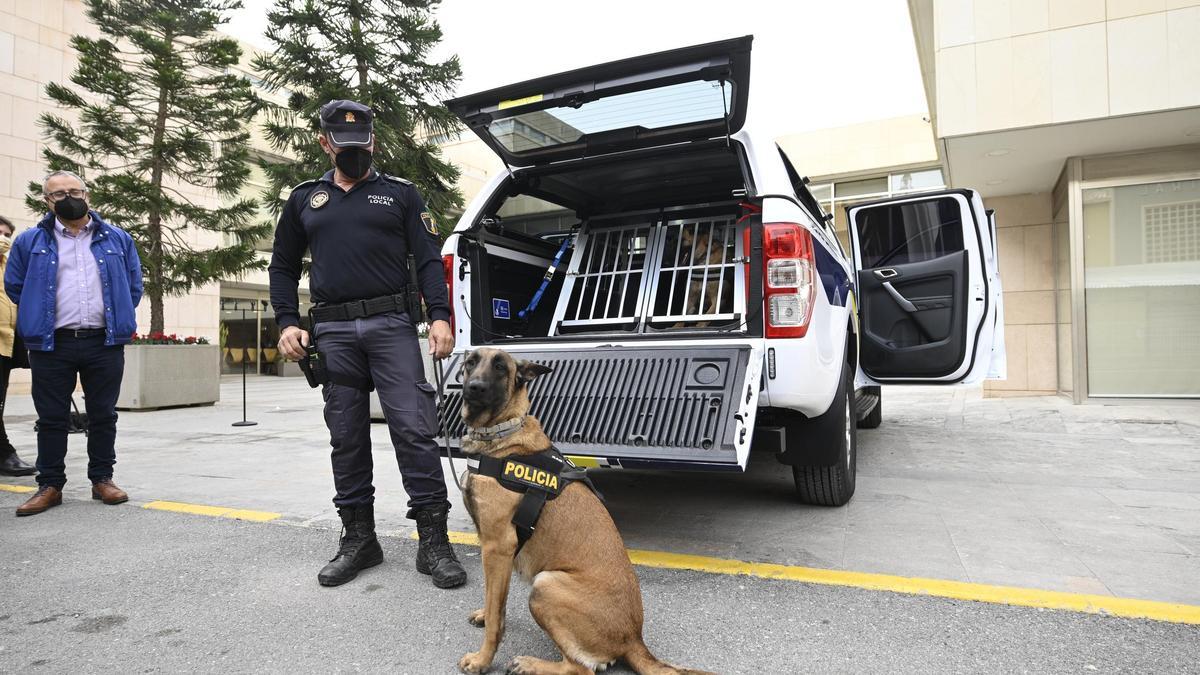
[344, 111, 356, 123]
[310, 190, 330, 209]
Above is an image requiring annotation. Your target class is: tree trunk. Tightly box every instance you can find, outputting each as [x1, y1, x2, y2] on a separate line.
[350, 5, 369, 96]
[146, 36, 172, 335]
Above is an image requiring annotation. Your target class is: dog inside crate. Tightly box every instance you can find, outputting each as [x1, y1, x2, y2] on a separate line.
[651, 218, 738, 328]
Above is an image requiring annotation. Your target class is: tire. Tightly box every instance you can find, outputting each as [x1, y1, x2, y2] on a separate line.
[857, 385, 882, 429]
[792, 360, 857, 507]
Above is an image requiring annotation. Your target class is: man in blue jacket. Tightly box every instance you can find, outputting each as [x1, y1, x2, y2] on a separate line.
[5, 170, 143, 516]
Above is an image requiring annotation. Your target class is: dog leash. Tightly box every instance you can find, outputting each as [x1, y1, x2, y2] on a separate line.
[432, 356, 467, 493]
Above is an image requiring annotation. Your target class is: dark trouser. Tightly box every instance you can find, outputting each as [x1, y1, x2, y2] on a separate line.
[29, 333, 125, 488]
[0, 355, 12, 447]
[314, 311, 447, 515]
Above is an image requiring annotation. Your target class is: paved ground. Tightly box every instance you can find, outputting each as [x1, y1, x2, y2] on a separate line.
[1, 375, 1199, 610]
[2, 497, 1198, 674]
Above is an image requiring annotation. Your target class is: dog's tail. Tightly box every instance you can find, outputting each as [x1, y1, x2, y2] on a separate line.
[625, 640, 716, 675]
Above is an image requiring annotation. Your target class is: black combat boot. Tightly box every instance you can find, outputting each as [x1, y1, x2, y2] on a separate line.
[413, 505, 467, 588]
[317, 504, 385, 587]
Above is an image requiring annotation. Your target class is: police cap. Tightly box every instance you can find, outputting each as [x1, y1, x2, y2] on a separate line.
[319, 99, 374, 148]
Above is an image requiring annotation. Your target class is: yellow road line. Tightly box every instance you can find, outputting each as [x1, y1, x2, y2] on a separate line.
[0, 483, 36, 493]
[624, 549, 1200, 626]
[20, 485, 1192, 627]
[425, 528, 1200, 626]
[143, 500, 281, 523]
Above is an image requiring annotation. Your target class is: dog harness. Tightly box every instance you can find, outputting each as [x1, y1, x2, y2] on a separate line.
[466, 446, 602, 554]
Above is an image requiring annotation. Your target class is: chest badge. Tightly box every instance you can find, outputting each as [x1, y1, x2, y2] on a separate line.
[310, 191, 330, 209]
[421, 212, 437, 235]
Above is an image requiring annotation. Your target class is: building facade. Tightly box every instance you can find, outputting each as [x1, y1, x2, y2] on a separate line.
[909, 0, 1200, 400]
[784, 2, 1200, 401]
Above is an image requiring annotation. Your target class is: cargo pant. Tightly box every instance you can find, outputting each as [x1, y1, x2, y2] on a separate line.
[313, 311, 448, 516]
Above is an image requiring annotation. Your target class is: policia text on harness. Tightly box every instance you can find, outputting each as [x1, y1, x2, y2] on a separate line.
[467, 444, 602, 553]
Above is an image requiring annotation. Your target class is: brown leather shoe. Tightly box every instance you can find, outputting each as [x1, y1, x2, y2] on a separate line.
[91, 479, 128, 505]
[16, 486, 62, 516]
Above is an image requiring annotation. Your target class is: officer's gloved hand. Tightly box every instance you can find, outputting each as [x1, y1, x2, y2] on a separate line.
[279, 325, 312, 361]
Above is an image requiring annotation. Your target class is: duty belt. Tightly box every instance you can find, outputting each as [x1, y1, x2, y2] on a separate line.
[311, 292, 408, 323]
[467, 446, 602, 554]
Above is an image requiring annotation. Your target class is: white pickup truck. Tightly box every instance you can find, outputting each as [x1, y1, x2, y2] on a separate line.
[435, 35, 1006, 506]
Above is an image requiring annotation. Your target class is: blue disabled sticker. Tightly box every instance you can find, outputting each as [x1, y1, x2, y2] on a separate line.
[492, 298, 511, 320]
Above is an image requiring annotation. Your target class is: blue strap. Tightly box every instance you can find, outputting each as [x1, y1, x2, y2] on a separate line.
[518, 234, 574, 319]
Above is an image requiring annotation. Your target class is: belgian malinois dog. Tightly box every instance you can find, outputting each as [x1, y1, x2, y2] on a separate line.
[673, 226, 727, 328]
[458, 347, 713, 675]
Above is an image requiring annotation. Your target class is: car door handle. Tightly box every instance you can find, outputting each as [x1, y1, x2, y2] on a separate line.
[874, 268, 900, 279]
[882, 281, 918, 312]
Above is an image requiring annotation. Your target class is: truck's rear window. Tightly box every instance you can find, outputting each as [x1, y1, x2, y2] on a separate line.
[489, 79, 732, 154]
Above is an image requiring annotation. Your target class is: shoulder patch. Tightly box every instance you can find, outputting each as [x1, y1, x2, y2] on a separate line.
[382, 174, 413, 186]
[420, 212, 437, 236]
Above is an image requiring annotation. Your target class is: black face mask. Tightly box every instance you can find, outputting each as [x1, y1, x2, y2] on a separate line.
[334, 147, 373, 180]
[53, 196, 89, 221]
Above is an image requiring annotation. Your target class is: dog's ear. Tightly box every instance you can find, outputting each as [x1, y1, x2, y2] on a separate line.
[516, 360, 553, 388]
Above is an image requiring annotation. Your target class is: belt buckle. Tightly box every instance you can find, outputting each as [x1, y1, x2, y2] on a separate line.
[347, 299, 368, 320]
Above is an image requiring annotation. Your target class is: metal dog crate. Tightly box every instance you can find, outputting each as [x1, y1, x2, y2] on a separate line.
[550, 207, 746, 335]
[436, 346, 758, 465]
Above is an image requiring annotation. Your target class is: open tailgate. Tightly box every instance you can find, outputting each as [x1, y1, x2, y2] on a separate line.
[437, 344, 763, 470]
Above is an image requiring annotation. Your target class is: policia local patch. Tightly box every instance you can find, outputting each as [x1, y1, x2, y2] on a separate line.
[503, 459, 562, 493]
[420, 211, 436, 235]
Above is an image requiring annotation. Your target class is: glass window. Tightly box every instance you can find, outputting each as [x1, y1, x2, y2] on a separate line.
[1083, 179, 1200, 397]
[890, 168, 945, 193]
[853, 198, 964, 268]
[489, 80, 731, 154]
[835, 176, 888, 200]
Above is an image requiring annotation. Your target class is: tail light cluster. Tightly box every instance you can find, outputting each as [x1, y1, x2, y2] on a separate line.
[442, 254, 455, 334]
[761, 223, 816, 338]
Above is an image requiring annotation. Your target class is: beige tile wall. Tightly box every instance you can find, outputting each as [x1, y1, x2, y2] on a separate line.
[984, 192, 1058, 396]
[932, 0, 1200, 137]
[0, 0, 255, 388]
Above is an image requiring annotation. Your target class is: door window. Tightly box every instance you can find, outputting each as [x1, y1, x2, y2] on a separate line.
[855, 198, 964, 268]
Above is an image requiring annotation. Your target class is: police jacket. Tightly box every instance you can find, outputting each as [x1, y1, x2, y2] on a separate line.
[268, 170, 450, 330]
[4, 211, 143, 352]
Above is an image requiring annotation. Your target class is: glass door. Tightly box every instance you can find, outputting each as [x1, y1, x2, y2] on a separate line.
[1082, 179, 1200, 397]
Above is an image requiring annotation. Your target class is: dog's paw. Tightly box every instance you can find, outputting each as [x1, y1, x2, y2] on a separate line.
[468, 608, 485, 627]
[459, 651, 492, 674]
[505, 656, 536, 674]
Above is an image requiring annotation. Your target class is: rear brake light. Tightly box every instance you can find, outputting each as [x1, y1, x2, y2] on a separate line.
[442, 254, 455, 335]
[762, 223, 815, 339]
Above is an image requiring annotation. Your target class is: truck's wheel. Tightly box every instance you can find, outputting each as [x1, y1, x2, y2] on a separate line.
[858, 385, 882, 429]
[792, 360, 857, 506]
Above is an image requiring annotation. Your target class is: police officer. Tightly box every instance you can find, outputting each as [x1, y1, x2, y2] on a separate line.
[269, 100, 465, 589]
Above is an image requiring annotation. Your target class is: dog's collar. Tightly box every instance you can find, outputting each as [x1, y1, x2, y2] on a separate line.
[466, 416, 526, 442]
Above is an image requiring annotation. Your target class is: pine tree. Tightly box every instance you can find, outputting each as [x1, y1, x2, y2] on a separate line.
[253, 0, 463, 231]
[32, 0, 267, 334]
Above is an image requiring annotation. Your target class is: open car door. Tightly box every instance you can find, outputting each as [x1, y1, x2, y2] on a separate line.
[847, 189, 1005, 384]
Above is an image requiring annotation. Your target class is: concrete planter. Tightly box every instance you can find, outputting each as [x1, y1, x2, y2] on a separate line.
[370, 338, 435, 420]
[117, 344, 221, 410]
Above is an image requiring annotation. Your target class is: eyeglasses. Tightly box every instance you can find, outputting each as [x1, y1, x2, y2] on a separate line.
[45, 189, 87, 201]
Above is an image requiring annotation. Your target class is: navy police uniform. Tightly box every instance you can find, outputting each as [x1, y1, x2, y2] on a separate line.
[268, 104, 451, 518]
